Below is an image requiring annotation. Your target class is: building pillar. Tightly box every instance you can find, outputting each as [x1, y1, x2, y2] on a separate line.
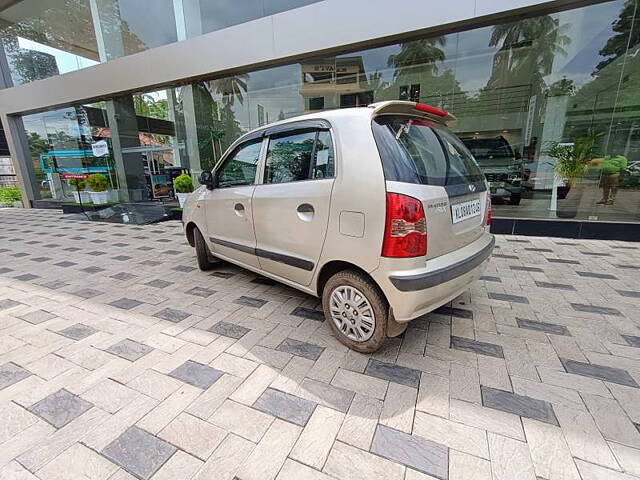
[0, 43, 37, 206]
[172, 0, 212, 182]
[106, 95, 145, 202]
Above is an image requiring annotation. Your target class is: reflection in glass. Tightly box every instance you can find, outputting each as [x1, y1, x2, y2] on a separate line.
[0, 0, 99, 85]
[14, 0, 640, 223]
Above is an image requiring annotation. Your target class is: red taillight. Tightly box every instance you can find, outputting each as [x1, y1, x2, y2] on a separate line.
[414, 103, 448, 117]
[485, 193, 492, 226]
[382, 193, 427, 258]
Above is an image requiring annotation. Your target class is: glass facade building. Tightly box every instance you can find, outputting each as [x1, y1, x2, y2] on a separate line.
[1, 0, 639, 237]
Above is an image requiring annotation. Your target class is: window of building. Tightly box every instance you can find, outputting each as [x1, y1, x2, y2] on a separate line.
[309, 97, 325, 110]
[264, 130, 334, 184]
[217, 139, 262, 188]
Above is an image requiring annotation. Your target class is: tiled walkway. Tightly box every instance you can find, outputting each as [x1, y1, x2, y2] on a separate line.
[1, 208, 639, 480]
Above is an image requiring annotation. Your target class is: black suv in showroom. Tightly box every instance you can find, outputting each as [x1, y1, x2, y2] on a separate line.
[461, 136, 523, 205]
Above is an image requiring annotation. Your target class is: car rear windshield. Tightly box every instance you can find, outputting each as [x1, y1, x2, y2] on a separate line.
[372, 115, 486, 195]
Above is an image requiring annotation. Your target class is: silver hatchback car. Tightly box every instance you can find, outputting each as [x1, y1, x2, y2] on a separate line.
[183, 101, 494, 352]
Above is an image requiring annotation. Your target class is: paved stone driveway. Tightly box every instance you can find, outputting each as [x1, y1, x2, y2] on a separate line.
[1, 208, 639, 480]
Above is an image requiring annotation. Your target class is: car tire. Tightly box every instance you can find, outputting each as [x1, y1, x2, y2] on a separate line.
[509, 193, 521, 205]
[194, 226, 215, 271]
[322, 270, 388, 353]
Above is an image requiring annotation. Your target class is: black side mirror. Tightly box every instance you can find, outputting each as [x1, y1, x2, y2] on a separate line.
[199, 171, 215, 190]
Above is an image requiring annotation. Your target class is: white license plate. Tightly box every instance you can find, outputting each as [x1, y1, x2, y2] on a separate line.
[451, 198, 481, 224]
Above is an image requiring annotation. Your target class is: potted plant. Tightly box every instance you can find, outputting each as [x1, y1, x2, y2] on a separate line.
[0, 186, 23, 207]
[547, 131, 601, 218]
[86, 173, 110, 205]
[174, 174, 194, 207]
[68, 178, 91, 204]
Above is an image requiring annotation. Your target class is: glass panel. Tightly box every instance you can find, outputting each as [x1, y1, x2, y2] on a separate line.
[94, 0, 177, 60]
[14, 0, 640, 225]
[312, 130, 334, 179]
[0, 0, 99, 85]
[21, 103, 114, 202]
[265, 130, 316, 184]
[217, 139, 262, 188]
[196, 0, 322, 36]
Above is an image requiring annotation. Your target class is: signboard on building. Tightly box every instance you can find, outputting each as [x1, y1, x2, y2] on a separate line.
[91, 140, 109, 157]
[60, 173, 89, 179]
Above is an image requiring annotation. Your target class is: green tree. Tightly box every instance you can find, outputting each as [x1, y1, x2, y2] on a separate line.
[27, 132, 49, 156]
[487, 16, 570, 88]
[594, 0, 640, 74]
[210, 75, 249, 106]
[387, 38, 446, 82]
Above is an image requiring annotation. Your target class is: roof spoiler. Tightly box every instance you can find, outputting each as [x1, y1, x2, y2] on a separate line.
[368, 100, 457, 124]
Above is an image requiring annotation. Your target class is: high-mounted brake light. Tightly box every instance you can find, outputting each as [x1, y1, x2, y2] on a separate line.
[414, 103, 448, 117]
[382, 193, 427, 258]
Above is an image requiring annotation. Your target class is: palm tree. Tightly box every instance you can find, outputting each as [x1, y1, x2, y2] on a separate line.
[488, 16, 570, 85]
[208, 74, 249, 106]
[387, 37, 446, 80]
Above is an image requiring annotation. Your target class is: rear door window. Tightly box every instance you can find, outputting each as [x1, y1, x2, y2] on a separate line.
[264, 129, 334, 184]
[372, 115, 485, 195]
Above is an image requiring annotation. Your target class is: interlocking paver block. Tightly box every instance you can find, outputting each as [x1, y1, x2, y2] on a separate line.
[488, 292, 529, 304]
[208, 321, 250, 339]
[145, 279, 173, 289]
[481, 386, 558, 426]
[364, 358, 421, 387]
[0, 362, 32, 390]
[58, 323, 97, 340]
[106, 338, 153, 361]
[73, 288, 103, 299]
[516, 318, 570, 336]
[570, 303, 622, 316]
[28, 388, 93, 428]
[169, 360, 224, 389]
[371, 424, 448, 479]
[110, 298, 143, 310]
[103, 426, 176, 480]
[253, 388, 316, 426]
[451, 336, 505, 358]
[276, 338, 325, 361]
[19, 309, 55, 324]
[154, 307, 191, 323]
[234, 296, 267, 308]
[0, 299, 22, 310]
[186, 286, 217, 297]
[561, 358, 638, 388]
[622, 335, 640, 348]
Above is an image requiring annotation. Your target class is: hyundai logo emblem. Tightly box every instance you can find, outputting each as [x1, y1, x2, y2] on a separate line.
[469, 184, 476, 192]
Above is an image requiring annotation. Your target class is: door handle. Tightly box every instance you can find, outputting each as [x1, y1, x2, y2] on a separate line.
[297, 203, 314, 214]
[234, 203, 245, 212]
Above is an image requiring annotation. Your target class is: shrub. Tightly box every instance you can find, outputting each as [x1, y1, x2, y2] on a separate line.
[86, 174, 109, 192]
[0, 186, 22, 204]
[174, 174, 194, 193]
[68, 178, 86, 190]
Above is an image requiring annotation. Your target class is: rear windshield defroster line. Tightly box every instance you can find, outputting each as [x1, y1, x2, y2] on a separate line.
[372, 115, 486, 197]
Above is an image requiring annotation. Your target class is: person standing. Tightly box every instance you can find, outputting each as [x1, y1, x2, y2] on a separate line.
[597, 155, 627, 205]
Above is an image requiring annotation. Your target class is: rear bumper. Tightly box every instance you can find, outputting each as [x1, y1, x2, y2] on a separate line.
[389, 236, 494, 291]
[372, 233, 494, 322]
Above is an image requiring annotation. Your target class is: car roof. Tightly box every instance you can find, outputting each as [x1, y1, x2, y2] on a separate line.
[237, 101, 454, 142]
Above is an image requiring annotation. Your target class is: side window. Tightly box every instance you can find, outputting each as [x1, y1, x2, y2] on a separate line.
[216, 139, 262, 188]
[264, 129, 335, 184]
[313, 131, 335, 179]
